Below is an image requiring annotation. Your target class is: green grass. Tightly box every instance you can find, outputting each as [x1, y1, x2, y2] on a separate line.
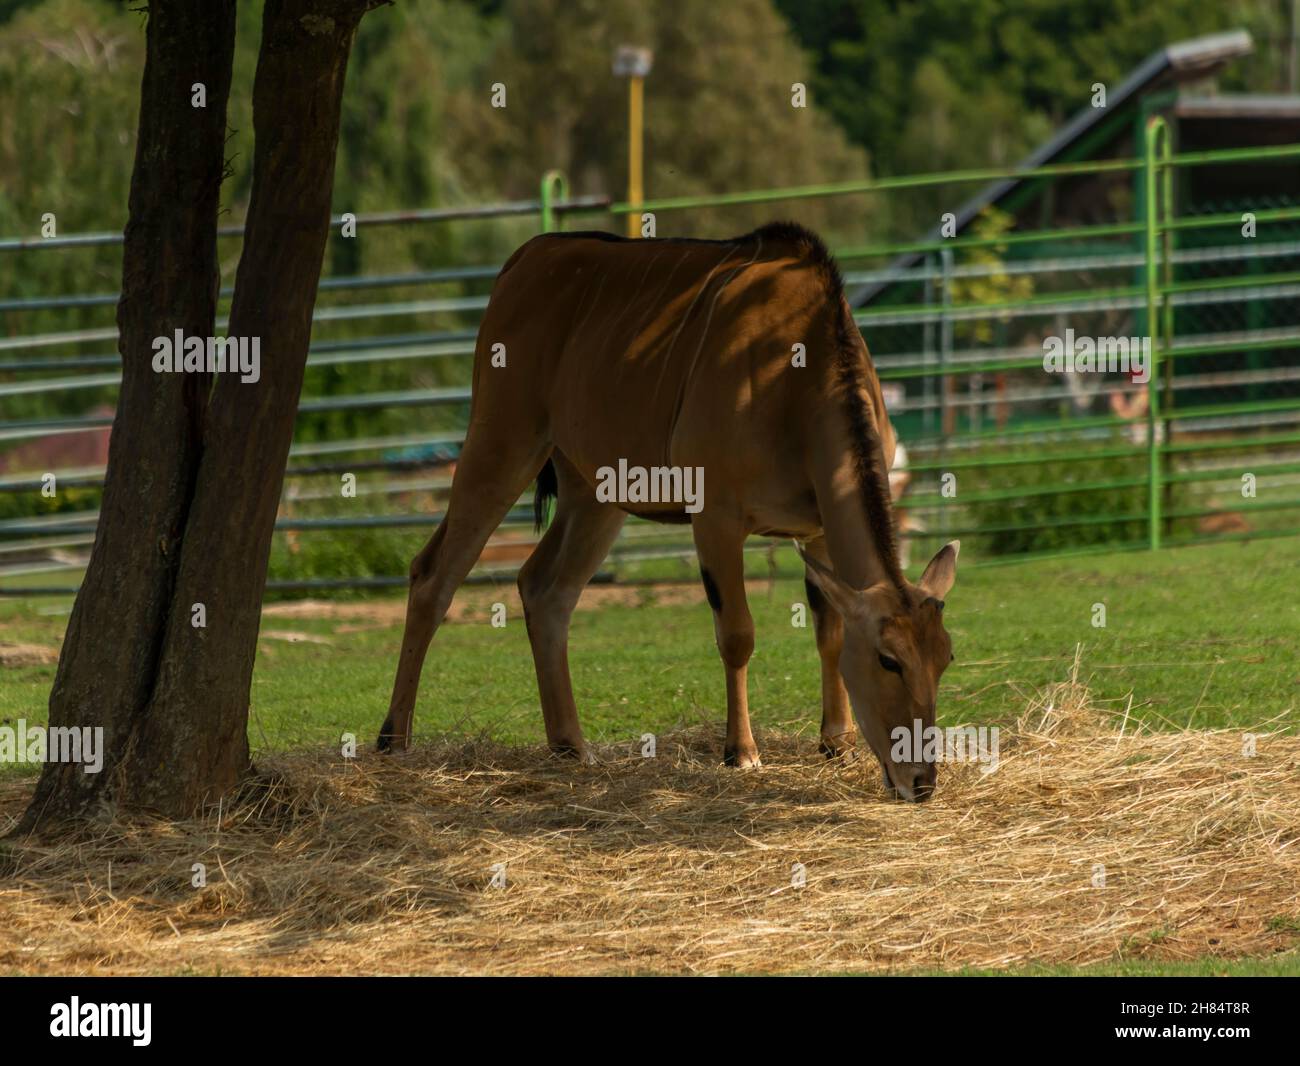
[3, 536, 1297, 767]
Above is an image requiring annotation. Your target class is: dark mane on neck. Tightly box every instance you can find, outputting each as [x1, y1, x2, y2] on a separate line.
[744, 221, 906, 592]
[832, 332, 906, 593]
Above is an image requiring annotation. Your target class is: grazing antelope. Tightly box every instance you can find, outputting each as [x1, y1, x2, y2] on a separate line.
[378, 222, 959, 801]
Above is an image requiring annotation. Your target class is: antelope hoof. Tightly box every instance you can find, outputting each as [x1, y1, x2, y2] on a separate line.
[819, 733, 858, 760]
[724, 745, 762, 769]
[548, 740, 596, 765]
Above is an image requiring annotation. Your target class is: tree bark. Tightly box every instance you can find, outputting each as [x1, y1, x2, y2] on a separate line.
[18, 0, 382, 832]
[18, 0, 237, 831]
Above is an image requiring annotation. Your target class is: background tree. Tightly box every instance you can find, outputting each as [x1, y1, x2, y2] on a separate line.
[447, 0, 874, 238]
[775, 0, 1288, 182]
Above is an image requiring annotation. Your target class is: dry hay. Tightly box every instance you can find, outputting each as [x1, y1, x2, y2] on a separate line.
[1, 678, 1297, 976]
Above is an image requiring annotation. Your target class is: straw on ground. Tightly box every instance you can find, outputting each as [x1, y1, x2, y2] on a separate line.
[1, 676, 1297, 975]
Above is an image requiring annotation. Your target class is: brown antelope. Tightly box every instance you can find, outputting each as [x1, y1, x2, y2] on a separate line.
[378, 222, 959, 801]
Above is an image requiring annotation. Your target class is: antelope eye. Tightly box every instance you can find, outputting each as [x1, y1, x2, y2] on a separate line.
[878, 653, 903, 675]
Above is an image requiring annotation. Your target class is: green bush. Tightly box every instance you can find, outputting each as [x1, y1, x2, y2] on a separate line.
[948, 436, 1192, 556]
[0, 483, 101, 522]
[266, 519, 429, 599]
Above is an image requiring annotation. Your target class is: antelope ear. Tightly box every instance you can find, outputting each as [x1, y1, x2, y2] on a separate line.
[919, 540, 960, 599]
[794, 541, 866, 619]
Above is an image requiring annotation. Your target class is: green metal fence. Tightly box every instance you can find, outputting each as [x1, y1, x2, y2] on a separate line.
[1, 131, 1298, 593]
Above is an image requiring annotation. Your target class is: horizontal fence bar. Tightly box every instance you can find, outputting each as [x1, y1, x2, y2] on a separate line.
[860, 267, 1300, 327]
[1168, 142, 1300, 168]
[902, 430, 1300, 473]
[877, 333, 1300, 381]
[903, 475, 1150, 509]
[903, 398, 1300, 449]
[0, 266, 502, 315]
[874, 326, 1300, 374]
[1165, 462, 1300, 485]
[0, 507, 527, 538]
[0, 329, 479, 374]
[605, 158, 1146, 217]
[0, 197, 609, 253]
[837, 220, 1144, 260]
[1161, 204, 1300, 234]
[843, 237, 1300, 286]
[854, 280, 1300, 328]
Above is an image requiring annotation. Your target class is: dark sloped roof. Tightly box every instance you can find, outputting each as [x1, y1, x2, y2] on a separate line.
[849, 30, 1253, 307]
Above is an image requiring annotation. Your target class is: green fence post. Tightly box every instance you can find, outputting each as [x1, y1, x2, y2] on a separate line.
[1143, 116, 1169, 550]
[938, 247, 953, 547]
[1159, 119, 1176, 541]
[922, 252, 935, 437]
[540, 170, 569, 233]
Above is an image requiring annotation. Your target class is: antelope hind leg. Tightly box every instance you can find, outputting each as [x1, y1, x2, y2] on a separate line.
[378, 438, 549, 752]
[517, 455, 626, 761]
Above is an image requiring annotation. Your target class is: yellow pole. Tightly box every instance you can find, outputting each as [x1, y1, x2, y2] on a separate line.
[626, 73, 644, 238]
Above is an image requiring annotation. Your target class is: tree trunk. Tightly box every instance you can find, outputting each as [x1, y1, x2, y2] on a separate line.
[18, 0, 382, 832]
[130, 0, 382, 814]
[17, 0, 237, 831]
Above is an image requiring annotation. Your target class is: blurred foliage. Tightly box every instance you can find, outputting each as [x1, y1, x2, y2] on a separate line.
[448, 0, 873, 238]
[775, 0, 1290, 173]
[266, 523, 422, 596]
[948, 207, 1034, 345]
[950, 437, 1193, 556]
[774, 0, 1290, 236]
[0, 482, 98, 520]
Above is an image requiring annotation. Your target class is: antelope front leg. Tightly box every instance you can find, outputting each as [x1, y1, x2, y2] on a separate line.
[803, 535, 856, 758]
[692, 519, 759, 767]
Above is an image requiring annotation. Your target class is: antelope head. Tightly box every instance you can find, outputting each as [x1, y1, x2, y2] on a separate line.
[799, 541, 959, 802]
